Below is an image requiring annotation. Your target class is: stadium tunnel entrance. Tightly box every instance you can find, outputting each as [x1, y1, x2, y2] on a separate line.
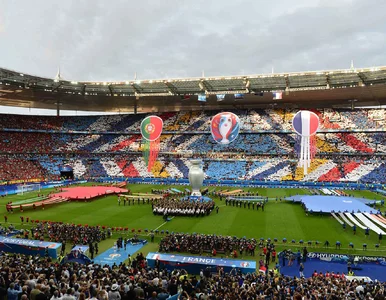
[59, 165, 74, 180]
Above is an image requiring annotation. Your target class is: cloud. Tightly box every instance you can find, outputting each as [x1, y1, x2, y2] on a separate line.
[0, 0, 385, 81]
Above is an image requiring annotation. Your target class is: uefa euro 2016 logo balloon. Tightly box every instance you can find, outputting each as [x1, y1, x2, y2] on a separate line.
[210, 112, 240, 144]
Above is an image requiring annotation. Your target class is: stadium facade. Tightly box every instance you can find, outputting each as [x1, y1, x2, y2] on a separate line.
[1, 66, 386, 112]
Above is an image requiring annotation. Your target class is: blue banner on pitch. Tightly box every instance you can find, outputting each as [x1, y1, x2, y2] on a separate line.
[93, 243, 145, 266]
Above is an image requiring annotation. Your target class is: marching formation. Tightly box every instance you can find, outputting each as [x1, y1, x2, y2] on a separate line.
[152, 198, 215, 217]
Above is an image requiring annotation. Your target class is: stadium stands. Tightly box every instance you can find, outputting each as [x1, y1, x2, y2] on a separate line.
[0, 158, 46, 181]
[0, 108, 383, 132]
[2, 250, 385, 299]
[1, 108, 386, 184]
[206, 161, 247, 180]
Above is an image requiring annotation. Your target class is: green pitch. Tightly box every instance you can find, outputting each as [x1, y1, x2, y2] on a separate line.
[2, 183, 386, 259]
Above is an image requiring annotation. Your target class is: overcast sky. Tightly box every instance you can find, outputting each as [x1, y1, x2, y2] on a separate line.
[1, 0, 386, 114]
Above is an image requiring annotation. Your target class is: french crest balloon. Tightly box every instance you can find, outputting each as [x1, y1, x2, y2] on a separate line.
[210, 112, 240, 144]
[292, 110, 319, 137]
[292, 111, 319, 174]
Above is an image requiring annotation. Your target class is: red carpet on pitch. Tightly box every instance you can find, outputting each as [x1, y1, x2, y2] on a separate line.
[52, 186, 128, 200]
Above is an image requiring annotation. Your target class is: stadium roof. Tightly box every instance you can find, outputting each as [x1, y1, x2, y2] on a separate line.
[1, 66, 386, 112]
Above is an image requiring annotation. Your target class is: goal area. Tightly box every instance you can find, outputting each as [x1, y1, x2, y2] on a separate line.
[16, 184, 41, 195]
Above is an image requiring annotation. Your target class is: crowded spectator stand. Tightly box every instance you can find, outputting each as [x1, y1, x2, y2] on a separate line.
[2, 108, 386, 185]
[29, 221, 107, 245]
[60, 248, 92, 265]
[1, 250, 385, 300]
[159, 233, 257, 257]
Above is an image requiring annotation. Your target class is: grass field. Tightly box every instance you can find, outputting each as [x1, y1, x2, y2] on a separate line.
[2, 183, 386, 263]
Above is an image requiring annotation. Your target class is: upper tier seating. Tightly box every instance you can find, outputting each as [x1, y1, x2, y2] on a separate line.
[0, 108, 384, 132]
[1, 108, 386, 183]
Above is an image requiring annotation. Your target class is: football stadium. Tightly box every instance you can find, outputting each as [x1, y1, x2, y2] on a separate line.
[2, 2, 386, 299]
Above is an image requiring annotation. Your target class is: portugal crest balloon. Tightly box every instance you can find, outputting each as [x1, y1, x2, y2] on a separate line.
[141, 116, 163, 141]
[292, 111, 319, 175]
[211, 112, 240, 144]
[141, 116, 163, 172]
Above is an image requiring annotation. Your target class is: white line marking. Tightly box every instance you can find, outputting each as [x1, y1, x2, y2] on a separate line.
[151, 217, 175, 233]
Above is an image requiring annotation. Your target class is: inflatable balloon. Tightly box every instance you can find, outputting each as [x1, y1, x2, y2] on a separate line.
[210, 112, 240, 144]
[292, 111, 319, 174]
[140, 116, 163, 141]
[141, 116, 163, 172]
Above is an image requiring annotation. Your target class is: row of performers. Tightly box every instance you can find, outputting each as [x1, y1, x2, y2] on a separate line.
[152, 198, 215, 216]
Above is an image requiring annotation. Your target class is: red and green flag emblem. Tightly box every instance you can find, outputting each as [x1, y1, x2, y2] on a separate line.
[141, 116, 163, 141]
[141, 116, 163, 171]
